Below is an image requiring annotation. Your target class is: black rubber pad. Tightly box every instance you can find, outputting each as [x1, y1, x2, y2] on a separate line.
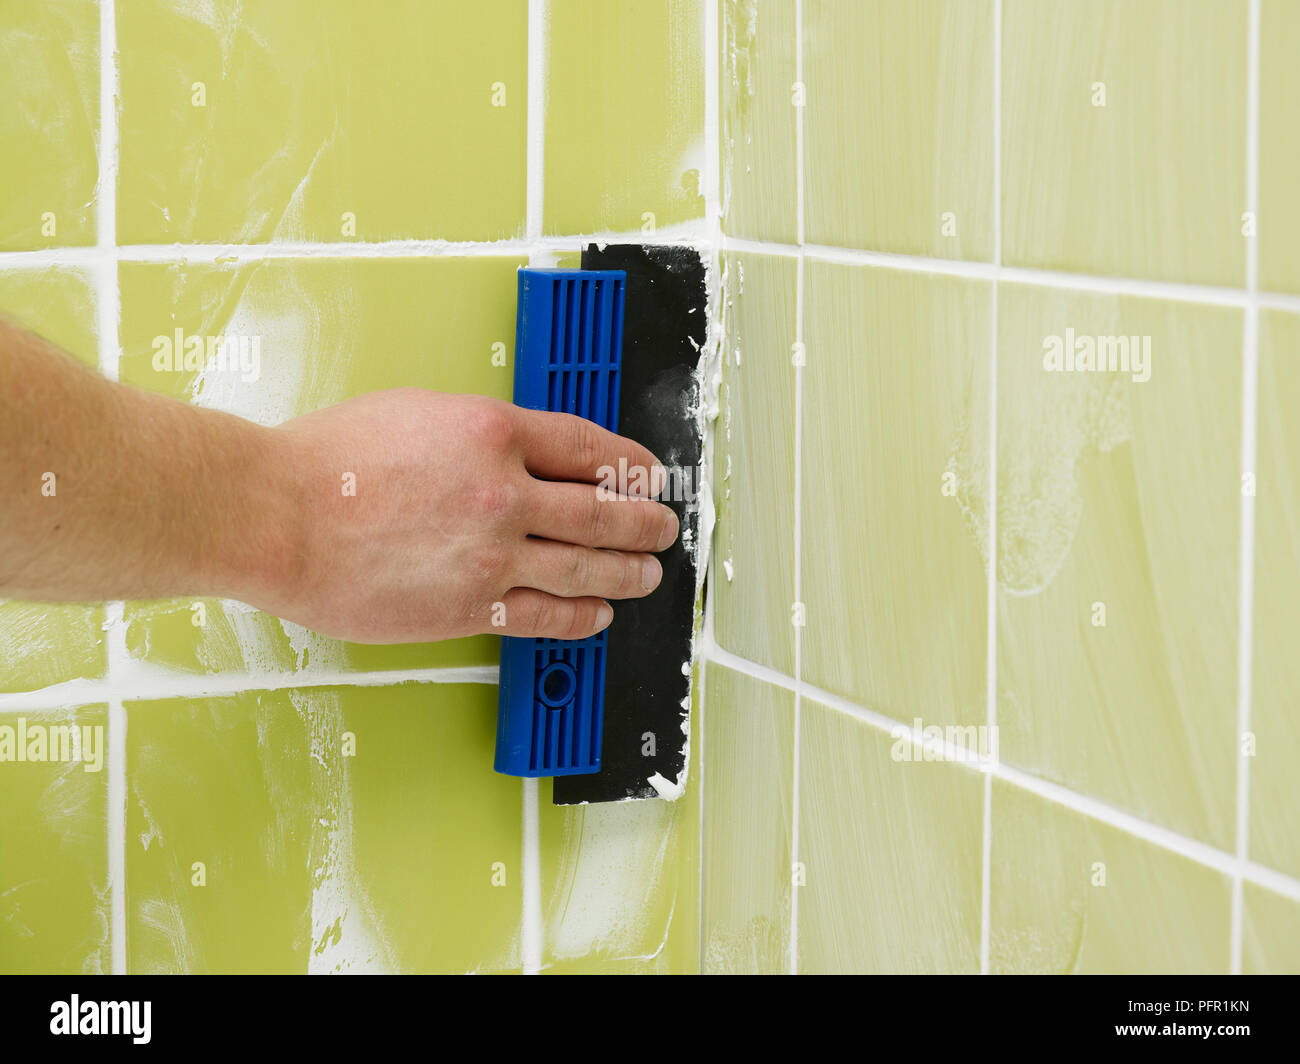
[553, 243, 705, 804]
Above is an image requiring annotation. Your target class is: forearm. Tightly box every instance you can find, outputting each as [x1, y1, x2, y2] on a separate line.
[0, 316, 299, 604]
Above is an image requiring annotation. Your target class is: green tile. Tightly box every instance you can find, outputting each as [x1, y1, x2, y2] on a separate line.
[0, 267, 105, 691]
[0, 602, 105, 694]
[118, 256, 524, 675]
[802, 262, 989, 728]
[991, 781, 1231, 973]
[0, 0, 99, 250]
[0, 705, 109, 974]
[804, 0, 994, 260]
[720, 0, 798, 243]
[1260, 0, 1300, 294]
[714, 252, 796, 674]
[539, 678, 701, 974]
[798, 697, 983, 973]
[997, 284, 1240, 849]
[117, 0, 527, 244]
[702, 663, 792, 974]
[545, 0, 704, 235]
[1242, 882, 1300, 975]
[1251, 310, 1300, 878]
[126, 684, 522, 973]
[1003, 0, 1246, 285]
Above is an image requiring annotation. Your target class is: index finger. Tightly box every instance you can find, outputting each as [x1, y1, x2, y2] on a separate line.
[514, 408, 666, 497]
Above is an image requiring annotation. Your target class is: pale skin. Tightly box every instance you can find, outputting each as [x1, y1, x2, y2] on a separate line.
[0, 316, 679, 642]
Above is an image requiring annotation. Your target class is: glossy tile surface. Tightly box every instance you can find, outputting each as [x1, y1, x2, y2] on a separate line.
[798, 697, 983, 973]
[0, 0, 98, 250]
[1251, 310, 1300, 878]
[701, 663, 792, 974]
[0, 704, 109, 974]
[126, 684, 521, 973]
[1003, 0, 1246, 285]
[117, 0, 527, 244]
[804, 0, 994, 260]
[991, 781, 1231, 973]
[714, 252, 796, 674]
[545, 0, 704, 235]
[802, 262, 990, 728]
[997, 285, 1240, 849]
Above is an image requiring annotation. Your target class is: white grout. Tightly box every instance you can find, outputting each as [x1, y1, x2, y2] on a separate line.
[526, 0, 547, 240]
[702, 639, 1300, 908]
[520, 778, 542, 974]
[1231, 0, 1262, 977]
[788, 0, 805, 979]
[980, 0, 1003, 978]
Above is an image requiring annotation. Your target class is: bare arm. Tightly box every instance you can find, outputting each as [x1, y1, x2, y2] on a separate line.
[0, 315, 677, 642]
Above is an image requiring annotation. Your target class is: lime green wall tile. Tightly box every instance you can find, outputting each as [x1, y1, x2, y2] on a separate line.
[1242, 883, 1300, 974]
[804, 0, 993, 260]
[1003, 0, 1245, 286]
[1251, 310, 1300, 878]
[118, 256, 522, 675]
[0, 266, 98, 365]
[539, 720, 700, 974]
[715, 252, 795, 674]
[117, 0, 526, 244]
[702, 663, 792, 974]
[545, 0, 704, 235]
[1259, 1, 1300, 294]
[0, 268, 105, 691]
[991, 782, 1230, 973]
[798, 697, 983, 973]
[0, 705, 109, 974]
[997, 285, 1240, 849]
[127, 684, 521, 973]
[0, 603, 105, 694]
[0, 0, 98, 250]
[721, 0, 797, 243]
[803, 263, 989, 728]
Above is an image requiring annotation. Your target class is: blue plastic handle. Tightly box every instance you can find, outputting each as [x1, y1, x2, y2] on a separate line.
[495, 268, 627, 777]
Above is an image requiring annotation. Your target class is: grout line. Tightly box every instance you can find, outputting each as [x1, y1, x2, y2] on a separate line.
[521, 778, 542, 974]
[97, 0, 127, 977]
[701, 638, 1300, 907]
[980, 0, 1004, 979]
[520, 0, 548, 970]
[526, 0, 547, 241]
[719, 235, 1300, 313]
[0, 663, 501, 713]
[1231, 0, 1262, 977]
[788, 0, 805, 979]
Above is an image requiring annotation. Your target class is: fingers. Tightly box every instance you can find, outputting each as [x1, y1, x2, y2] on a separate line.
[515, 539, 662, 600]
[524, 480, 679, 552]
[495, 588, 614, 639]
[513, 408, 665, 497]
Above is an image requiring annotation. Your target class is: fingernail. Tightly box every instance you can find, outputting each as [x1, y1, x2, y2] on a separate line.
[656, 511, 679, 552]
[641, 555, 662, 591]
[596, 603, 614, 630]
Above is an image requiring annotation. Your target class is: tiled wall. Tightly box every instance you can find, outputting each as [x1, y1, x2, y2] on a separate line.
[0, 0, 702, 974]
[7, 0, 1299, 979]
[707, 0, 1300, 973]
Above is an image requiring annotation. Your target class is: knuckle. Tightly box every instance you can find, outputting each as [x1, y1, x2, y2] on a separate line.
[470, 541, 509, 583]
[470, 403, 516, 452]
[560, 600, 594, 640]
[564, 548, 590, 594]
[524, 595, 552, 634]
[571, 417, 601, 471]
[585, 495, 614, 543]
[472, 481, 518, 524]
